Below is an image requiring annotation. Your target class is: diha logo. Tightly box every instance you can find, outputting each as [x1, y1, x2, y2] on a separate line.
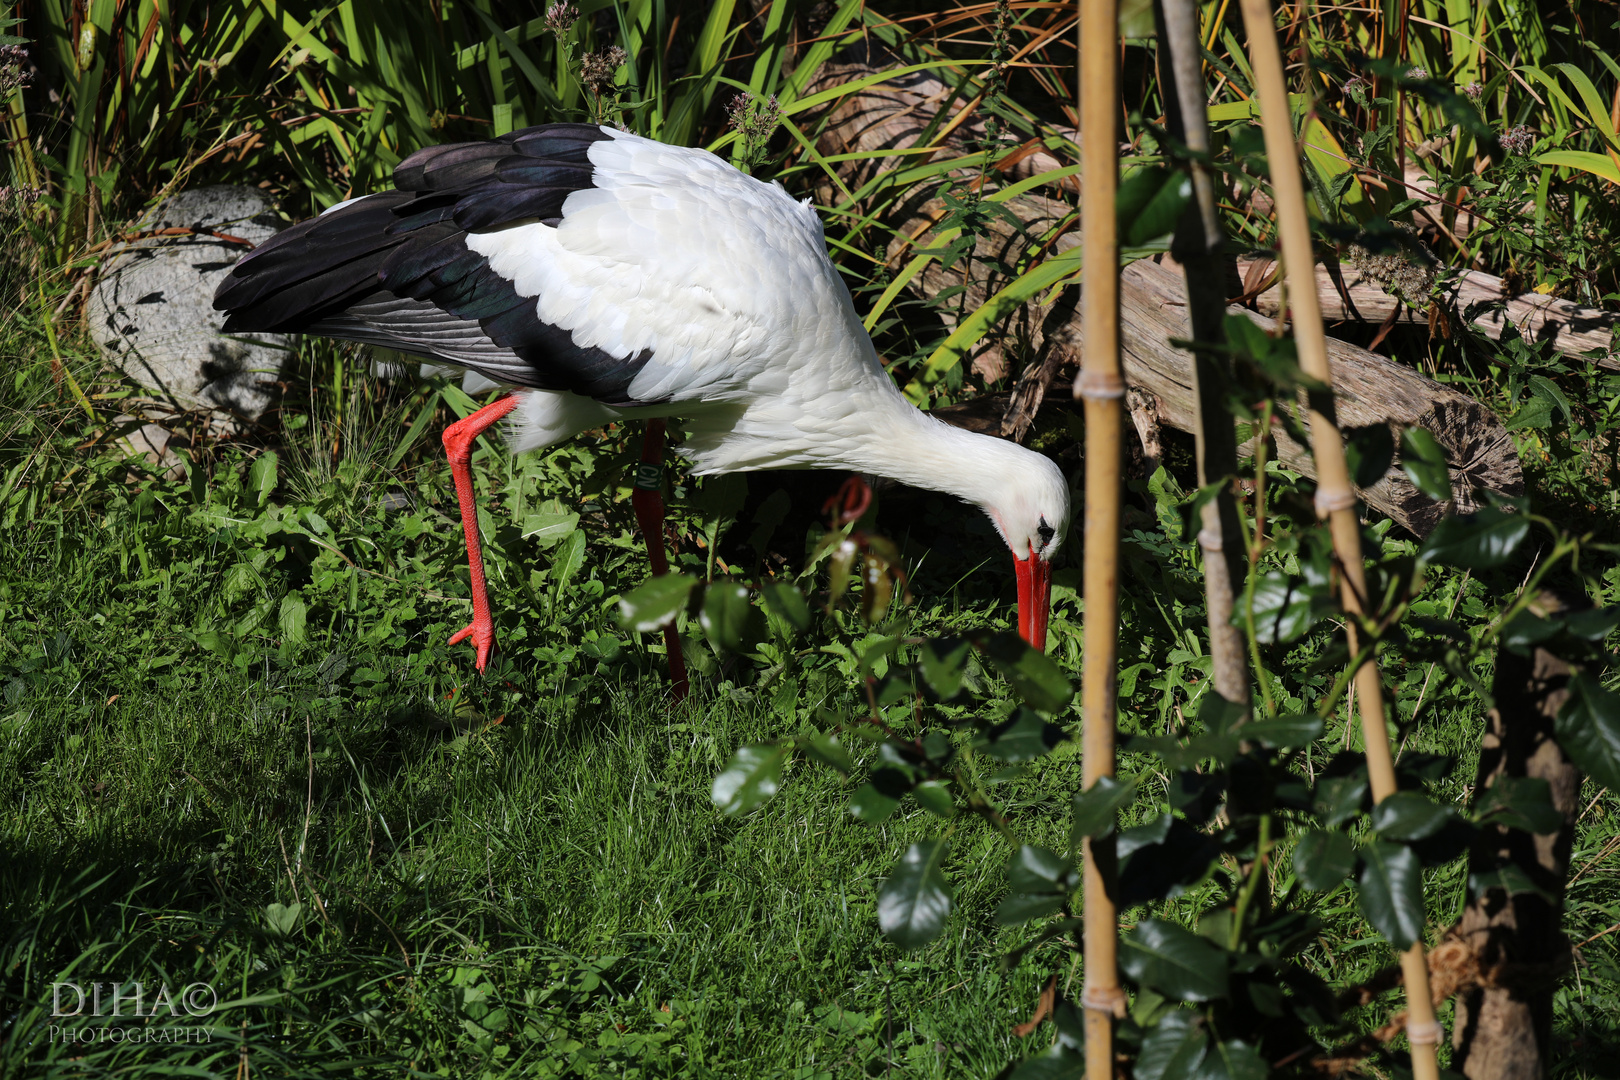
[47, 981, 220, 1044]
[52, 981, 217, 1018]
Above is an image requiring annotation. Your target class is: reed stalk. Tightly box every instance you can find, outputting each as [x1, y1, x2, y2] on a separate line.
[1077, 0, 1124, 1074]
[1237, 2, 1443, 1076]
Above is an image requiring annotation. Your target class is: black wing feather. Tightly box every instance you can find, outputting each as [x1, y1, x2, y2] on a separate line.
[213, 122, 657, 405]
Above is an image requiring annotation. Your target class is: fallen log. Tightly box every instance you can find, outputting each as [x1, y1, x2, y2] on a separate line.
[809, 57, 1523, 536]
[1240, 257, 1620, 370]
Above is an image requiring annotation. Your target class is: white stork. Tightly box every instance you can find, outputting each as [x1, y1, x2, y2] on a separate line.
[214, 123, 1069, 684]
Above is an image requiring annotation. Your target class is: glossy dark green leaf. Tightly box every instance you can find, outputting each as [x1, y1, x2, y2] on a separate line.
[1119, 919, 1229, 1002]
[1242, 713, 1324, 749]
[1247, 569, 1335, 644]
[919, 635, 973, 701]
[1401, 426, 1453, 502]
[1117, 812, 1173, 858]
[1419, 508, 1532, 571]
[1126, 170, 1193, 246]
[1292, 830, 1357, 891]
[1357, 841, 1427, 948]
[1468, 864, 1556, 903]
[995, 891, 1069, 925]
[1200, 1039, 1268, 1080]
[1007, 845, 1073, 893]
[1119, 818, 1222, 905]
[1134, 1010, 1205, 1080]
[1008, 1043, 1086, 1080]
[912, 780, 958, 818]
[618, 573, 697, 632]
[982, 633, 1075, 712]
[1197, 693, 1249, 735]
[1313, 774, 1369, 827]
[710, 743, 785, 816]
[805, 732, 854, 774]
[1501, 610, 1565, 654]
[1474, 776, 1564, 834]
[878, 839, 953, 950]
[761, 582, 811, 634]
[700, 582, 752, 652]
[848, 783, 901, 823]
[1370, 792, 1456, 840]
[1071, 776, 1138, 842]
[1344, 424, 1395, 489]
[1556, 672, 1620, 792]
[1563, 607, 1620, 642]
[985, 709, 1066, 762]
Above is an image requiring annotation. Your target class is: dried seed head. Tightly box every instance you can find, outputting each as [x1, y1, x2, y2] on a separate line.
[1500, 125, 1536, 155]
[580, 46, 627, 96]
[1346, 222, 1438, 307]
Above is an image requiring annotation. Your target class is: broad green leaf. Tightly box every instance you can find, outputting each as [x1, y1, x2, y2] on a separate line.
[617, 573, 697, 632]
[1007, 845, 1074, 893]
[1201, 1039, 1268, 1080]
[1071, 776, 1138, 842]
[984, 709, 1066, 762]
[1134, 1010, 1206, 1080]
[849, 783, 901, 823]
[1242, 713, 1324, 749]
[711, 744, 785, 816]
[1420, 508, 1531, 571]
[1357, 841, 1427, 948]
[982, 633, 1074, 712]
[1538, 150, 1620, 185]
[761, 582, 811, 634]
[1009, 1044, 1086, 1079]
[520, 508, 579, 548]
[264, 901, 304, 937]
[1475, 776, 1565, 834]
[1247, 570, 1335, 644]
[1344, 424, 1395, 489]
[278, 592, 307, 646]
[912, 780, 958, 818]
[995, 891, 1069, 926]
[1371, 792, 1457, 841]
[1119, 919, 1229, 1002]
[1556, 672, 1620, 792]
[1292, 830, 1357, 891]
[919, 636, 973, 701]
[878, 840, 953, 951]
[550, 529, 588, 592]
[1468, 864, 1556, 903]
[1313, 775, 1368, 826]
[1117, 166, 1192, 246]
[700, 582, 752, 653]
[1401, 426, 1453, 502]
[247, 450, 278, 508]
[805, 733, 855, 774]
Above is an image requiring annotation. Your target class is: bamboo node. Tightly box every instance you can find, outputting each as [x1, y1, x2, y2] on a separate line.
[1405, 1020, 1444, 1045]
[1313, 485, 1357, 516]
[1077, 371, 1126, 401]
[1080, 984, 1128, 1018]
[1197, 527, 1224, 553]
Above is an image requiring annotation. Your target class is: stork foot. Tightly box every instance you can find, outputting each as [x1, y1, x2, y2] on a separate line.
[448, 621, 497, 672]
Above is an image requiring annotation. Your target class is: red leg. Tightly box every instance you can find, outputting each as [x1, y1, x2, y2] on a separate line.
[631, 419, 690, 702]
[442, 395, 520, 672]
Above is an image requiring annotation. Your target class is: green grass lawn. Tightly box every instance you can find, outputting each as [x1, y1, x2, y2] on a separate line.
[4, 349, 1620, 1078]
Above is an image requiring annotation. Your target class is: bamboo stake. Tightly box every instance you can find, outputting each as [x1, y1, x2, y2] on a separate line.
[1077, 0, 1124, 1074]
[1237, 3, 1443, 1077]
[1157, 0, 1250, 714]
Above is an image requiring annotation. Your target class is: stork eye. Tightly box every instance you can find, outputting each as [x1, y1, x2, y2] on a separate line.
[1036, 518, 1055, 547]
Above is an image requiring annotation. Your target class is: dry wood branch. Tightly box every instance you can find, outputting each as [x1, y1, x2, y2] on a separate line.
[1239, 257, 1620, 370]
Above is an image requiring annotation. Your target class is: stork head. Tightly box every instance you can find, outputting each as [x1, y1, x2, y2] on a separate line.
[982, 452, 1070, 652]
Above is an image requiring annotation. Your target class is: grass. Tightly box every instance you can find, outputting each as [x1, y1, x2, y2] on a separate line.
[3, 331, 1620, 1078]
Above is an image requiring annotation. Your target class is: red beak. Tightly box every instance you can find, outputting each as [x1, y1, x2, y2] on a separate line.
[1013, 543, 1052, 652]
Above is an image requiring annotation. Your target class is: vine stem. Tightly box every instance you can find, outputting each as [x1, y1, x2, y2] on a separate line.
[1237, 2, 1442, 1076]
[1076, 0, 1125, 1070]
